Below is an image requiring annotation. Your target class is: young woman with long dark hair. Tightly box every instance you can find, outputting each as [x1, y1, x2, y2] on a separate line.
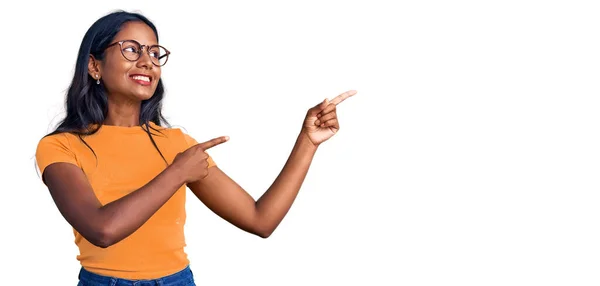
[35, 10, 356, 285]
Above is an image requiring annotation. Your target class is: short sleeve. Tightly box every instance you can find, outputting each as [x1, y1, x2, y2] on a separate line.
[183, 133, 216, 168]
[35, 134, 79, 181]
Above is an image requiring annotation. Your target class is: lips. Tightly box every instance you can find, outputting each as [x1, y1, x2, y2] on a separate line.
[130, 74, 152, 86]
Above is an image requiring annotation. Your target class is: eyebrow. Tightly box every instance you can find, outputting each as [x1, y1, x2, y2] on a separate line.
[113, 39, 159, 45]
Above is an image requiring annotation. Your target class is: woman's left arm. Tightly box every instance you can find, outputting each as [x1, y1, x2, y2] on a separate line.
[187, 90, 356, 238]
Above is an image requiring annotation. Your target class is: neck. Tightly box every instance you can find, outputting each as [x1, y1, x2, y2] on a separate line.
[104, 96, 142, 127]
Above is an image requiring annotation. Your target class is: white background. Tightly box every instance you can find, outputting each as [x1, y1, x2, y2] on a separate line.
[1, 0, 599, 285]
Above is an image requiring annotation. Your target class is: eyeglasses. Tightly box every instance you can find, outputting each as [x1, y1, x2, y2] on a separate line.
[105, 39, 170, 67]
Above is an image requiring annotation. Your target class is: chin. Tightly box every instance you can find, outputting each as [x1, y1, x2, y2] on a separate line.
[132, 88, 157, 101]
[137, 93, 155, 101]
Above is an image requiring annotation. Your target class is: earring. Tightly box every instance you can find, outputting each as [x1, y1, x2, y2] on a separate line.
[95, 74, 100, 85]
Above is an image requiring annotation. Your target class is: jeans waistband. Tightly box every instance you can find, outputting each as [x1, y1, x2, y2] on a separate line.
[78, 266, 194, 286]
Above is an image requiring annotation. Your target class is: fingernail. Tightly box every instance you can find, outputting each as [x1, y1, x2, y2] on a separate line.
[315, 120, 320, 125]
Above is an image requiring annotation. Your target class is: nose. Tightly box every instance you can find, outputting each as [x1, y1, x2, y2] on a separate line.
[136, 45, 153, 69]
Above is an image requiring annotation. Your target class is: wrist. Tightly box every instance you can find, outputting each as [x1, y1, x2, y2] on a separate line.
[298, 131, 319, 153]
[166, 162, 188, 186]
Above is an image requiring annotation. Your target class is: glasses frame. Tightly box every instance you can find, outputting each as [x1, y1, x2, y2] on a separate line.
[105, 39, 170, 67]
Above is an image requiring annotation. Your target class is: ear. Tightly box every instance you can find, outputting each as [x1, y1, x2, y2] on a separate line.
[88, 55, 102, 80]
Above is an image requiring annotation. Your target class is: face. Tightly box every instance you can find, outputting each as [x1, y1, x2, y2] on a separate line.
[89, 21, 162, 102]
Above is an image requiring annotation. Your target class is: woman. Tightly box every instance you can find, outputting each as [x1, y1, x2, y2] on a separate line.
[35, 10, 356, 285]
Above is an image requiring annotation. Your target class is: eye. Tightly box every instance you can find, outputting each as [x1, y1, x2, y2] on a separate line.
[121, 41, 140, 54]
[123, 46, 139, 53]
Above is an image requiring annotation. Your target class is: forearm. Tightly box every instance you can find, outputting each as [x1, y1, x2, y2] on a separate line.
[255, 132, 318, 236]
[94, 165, 185, 247]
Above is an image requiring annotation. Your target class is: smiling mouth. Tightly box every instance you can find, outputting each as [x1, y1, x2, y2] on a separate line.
[130, 75, 152, 86]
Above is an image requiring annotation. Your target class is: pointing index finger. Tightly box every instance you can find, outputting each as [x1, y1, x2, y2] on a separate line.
[197, 136, 229, 150]
[329, 90, 357, 106]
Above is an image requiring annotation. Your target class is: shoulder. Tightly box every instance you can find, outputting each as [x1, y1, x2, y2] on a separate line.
[149, 123, 216, 167]
[35, 132, 82, 181]
[148, 122, 196, 149]
[36, 132, 78, 155]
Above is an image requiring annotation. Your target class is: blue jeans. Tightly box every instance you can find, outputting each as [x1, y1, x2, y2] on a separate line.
[77, 266, 196, 286]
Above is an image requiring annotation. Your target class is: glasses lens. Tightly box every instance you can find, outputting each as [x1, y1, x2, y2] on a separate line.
[121, 40, 141, 61]
[149, 46, 169, 66]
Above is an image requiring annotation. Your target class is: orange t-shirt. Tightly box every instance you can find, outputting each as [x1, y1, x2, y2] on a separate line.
[35, 122, 214, 279]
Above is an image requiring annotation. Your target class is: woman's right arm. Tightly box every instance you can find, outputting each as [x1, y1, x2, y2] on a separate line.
[44, 162, 185, 248]
[42, 136, 228, 248]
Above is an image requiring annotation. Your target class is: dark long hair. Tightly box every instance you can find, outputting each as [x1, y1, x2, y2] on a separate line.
[46, 10, 169, 163]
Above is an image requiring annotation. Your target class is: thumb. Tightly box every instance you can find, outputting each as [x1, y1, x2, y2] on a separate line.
[309, 98, 329, 115]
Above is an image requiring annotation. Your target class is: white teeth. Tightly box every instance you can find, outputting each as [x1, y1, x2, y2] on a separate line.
[132, 75, 150, 82]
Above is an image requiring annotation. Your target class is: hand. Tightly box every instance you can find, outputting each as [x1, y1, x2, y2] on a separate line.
[172, 136, 229, 183]
[302, 90, 357, 146]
